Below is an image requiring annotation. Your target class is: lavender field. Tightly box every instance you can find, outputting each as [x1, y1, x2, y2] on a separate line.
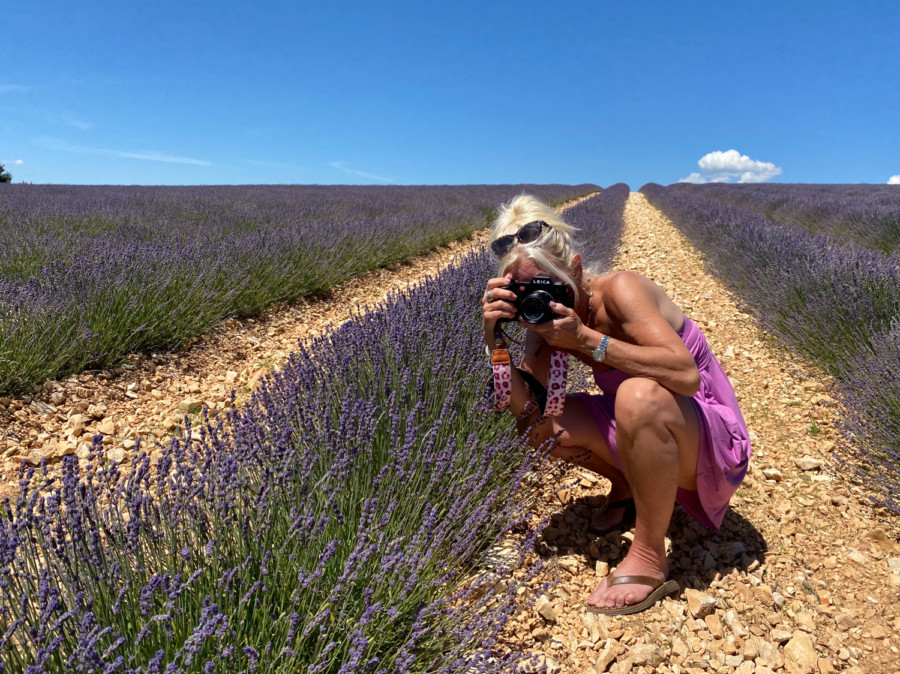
[0, 188, 627, 672]
[672, 183, 900, 254]
[641, 183, 900, 512]
[0, 184, 598, 397]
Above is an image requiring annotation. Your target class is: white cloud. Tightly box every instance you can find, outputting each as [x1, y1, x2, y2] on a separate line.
[888, 174, 900, 185]
[34, 137, 212, 166]
[329, 161, 395, 184]
[13, 159, 24, 166]
[679, 172, 706, 184]
[679, 149, 782, 184]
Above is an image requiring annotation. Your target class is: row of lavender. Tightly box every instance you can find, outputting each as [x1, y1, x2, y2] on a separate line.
[672, 183, 900, 254]
[0, 184, 599, 397]
[641, 184, 900, 512]
[0, 186, 629, 673]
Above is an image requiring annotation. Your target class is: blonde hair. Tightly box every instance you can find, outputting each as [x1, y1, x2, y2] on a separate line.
[490, 194, 581, 299]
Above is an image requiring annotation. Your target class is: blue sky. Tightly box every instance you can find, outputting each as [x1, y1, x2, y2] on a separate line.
[3, 0, 899, 187]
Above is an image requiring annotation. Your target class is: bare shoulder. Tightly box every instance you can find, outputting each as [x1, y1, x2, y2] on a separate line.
[596, 270, 663, 305]
[596, 270, 684, 332]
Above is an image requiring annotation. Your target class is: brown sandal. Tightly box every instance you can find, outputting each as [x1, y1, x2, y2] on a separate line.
[588, 498, 636, 535]
[585, 573, 680, 616]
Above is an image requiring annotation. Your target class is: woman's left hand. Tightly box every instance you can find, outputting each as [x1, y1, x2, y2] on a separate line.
[521, 302, 590, 351]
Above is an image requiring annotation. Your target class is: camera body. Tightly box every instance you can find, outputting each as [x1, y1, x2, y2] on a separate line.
[500, 275, 574, 324]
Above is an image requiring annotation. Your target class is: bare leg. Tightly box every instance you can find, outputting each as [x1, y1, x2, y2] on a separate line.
[586, 378, 699, 610]
[523, 396, 636, 530]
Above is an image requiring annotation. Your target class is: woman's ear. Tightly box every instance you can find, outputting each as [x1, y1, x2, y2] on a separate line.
[571, 254, 583, 281]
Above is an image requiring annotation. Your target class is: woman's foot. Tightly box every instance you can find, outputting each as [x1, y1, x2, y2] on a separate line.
[586, 544, 669, 611]
[589, 489, 634, 533]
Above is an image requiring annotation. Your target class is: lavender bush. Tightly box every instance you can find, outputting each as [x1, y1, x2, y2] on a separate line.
[0, 184, 598, 396]
[641, 183, 900, 511]
[672, 183, 900, 254]
[0, 189, 626, 672]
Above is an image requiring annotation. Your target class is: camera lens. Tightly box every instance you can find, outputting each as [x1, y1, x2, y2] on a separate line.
[519, 290, 554, 324]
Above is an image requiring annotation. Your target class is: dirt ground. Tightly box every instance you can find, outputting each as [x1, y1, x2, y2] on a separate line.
[1, 192, 897, 673]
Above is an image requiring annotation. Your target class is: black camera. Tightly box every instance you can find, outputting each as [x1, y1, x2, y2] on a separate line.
[500, 275, 574, 324]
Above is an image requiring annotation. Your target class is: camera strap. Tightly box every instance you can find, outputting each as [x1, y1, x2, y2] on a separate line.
[491, 337, 568, 416]
[544, 350, 568, 416]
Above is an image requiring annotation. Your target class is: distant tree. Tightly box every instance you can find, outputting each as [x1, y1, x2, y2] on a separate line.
[0, 163, 11, 183]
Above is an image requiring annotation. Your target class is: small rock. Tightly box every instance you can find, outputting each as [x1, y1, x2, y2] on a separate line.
[705, 614, 724, 639]
[684, 588, 717, 618]
[817, 657, 837, 674]
[107, 447, 126, 464]
[87, 404, 106, 419]
[793, 612, 815, 633]
[771, 628, 792, 643]
[531, 627, 552, 642]
[609, 658, 632, 674]
[594, 639, 617, 673]
[69, 413, 88, 433]
[177, 398, 204, 413]
[734, 661, 755, 674]
[756, 640, 784, 669]
[846, 549, 867, 565]
[834, 611, 856, 631]
[75, 386, 91, 399]
[762, 468, 783, 482]
[783, 631, 817, 674]
[539, 655, 561, 674]
[55, 441, 76, 458]
[629, 644, 664, 667]
[886, 557, 900, 572]
[595, 561, 609, 577]
[97, 419, 116, 436]
[754, 585, 775, 607]
[558, 556, 580, 574]
[25, 449, 50, 466]
[794, 456, 823, 471]
[50, 391, 66, 405]
[534, 595, 558, 623]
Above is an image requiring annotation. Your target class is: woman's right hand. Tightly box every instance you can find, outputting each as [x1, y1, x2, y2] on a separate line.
[482, 274, 516, 344]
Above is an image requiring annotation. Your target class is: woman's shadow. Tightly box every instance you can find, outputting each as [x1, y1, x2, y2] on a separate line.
[536, 491, 767, 594]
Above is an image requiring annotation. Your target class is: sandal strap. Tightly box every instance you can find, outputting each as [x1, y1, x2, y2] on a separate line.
[608, 574, 665, 589]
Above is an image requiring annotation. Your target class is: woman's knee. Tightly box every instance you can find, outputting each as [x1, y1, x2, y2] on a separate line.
[614, 377, 674, 430]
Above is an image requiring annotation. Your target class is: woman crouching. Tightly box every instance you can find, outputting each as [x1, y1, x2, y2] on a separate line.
[481, 195, 750, 616]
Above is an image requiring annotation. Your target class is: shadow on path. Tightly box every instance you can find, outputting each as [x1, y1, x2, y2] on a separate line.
[536, 493, 768, 594]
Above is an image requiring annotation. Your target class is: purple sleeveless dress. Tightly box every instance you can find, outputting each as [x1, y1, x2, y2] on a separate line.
[571, 317, 750, 529]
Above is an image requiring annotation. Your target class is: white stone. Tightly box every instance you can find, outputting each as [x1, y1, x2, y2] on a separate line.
[783, 631, 817, 674]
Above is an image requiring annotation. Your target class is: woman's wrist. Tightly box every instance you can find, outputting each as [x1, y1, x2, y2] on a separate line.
[576, 325, 602, 355]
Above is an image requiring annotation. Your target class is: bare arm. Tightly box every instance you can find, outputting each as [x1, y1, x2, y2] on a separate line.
[529, 272, 701, 397]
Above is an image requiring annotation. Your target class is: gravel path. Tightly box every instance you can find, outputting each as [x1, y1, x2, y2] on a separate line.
[1, 191, 897, 672]
[494, 192, 900, 673]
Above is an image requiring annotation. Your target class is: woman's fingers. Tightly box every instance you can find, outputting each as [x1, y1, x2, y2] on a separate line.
[483, 275, 514, 304]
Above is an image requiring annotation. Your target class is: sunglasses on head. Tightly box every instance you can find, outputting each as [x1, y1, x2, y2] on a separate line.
[490, 220, 549, 257]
